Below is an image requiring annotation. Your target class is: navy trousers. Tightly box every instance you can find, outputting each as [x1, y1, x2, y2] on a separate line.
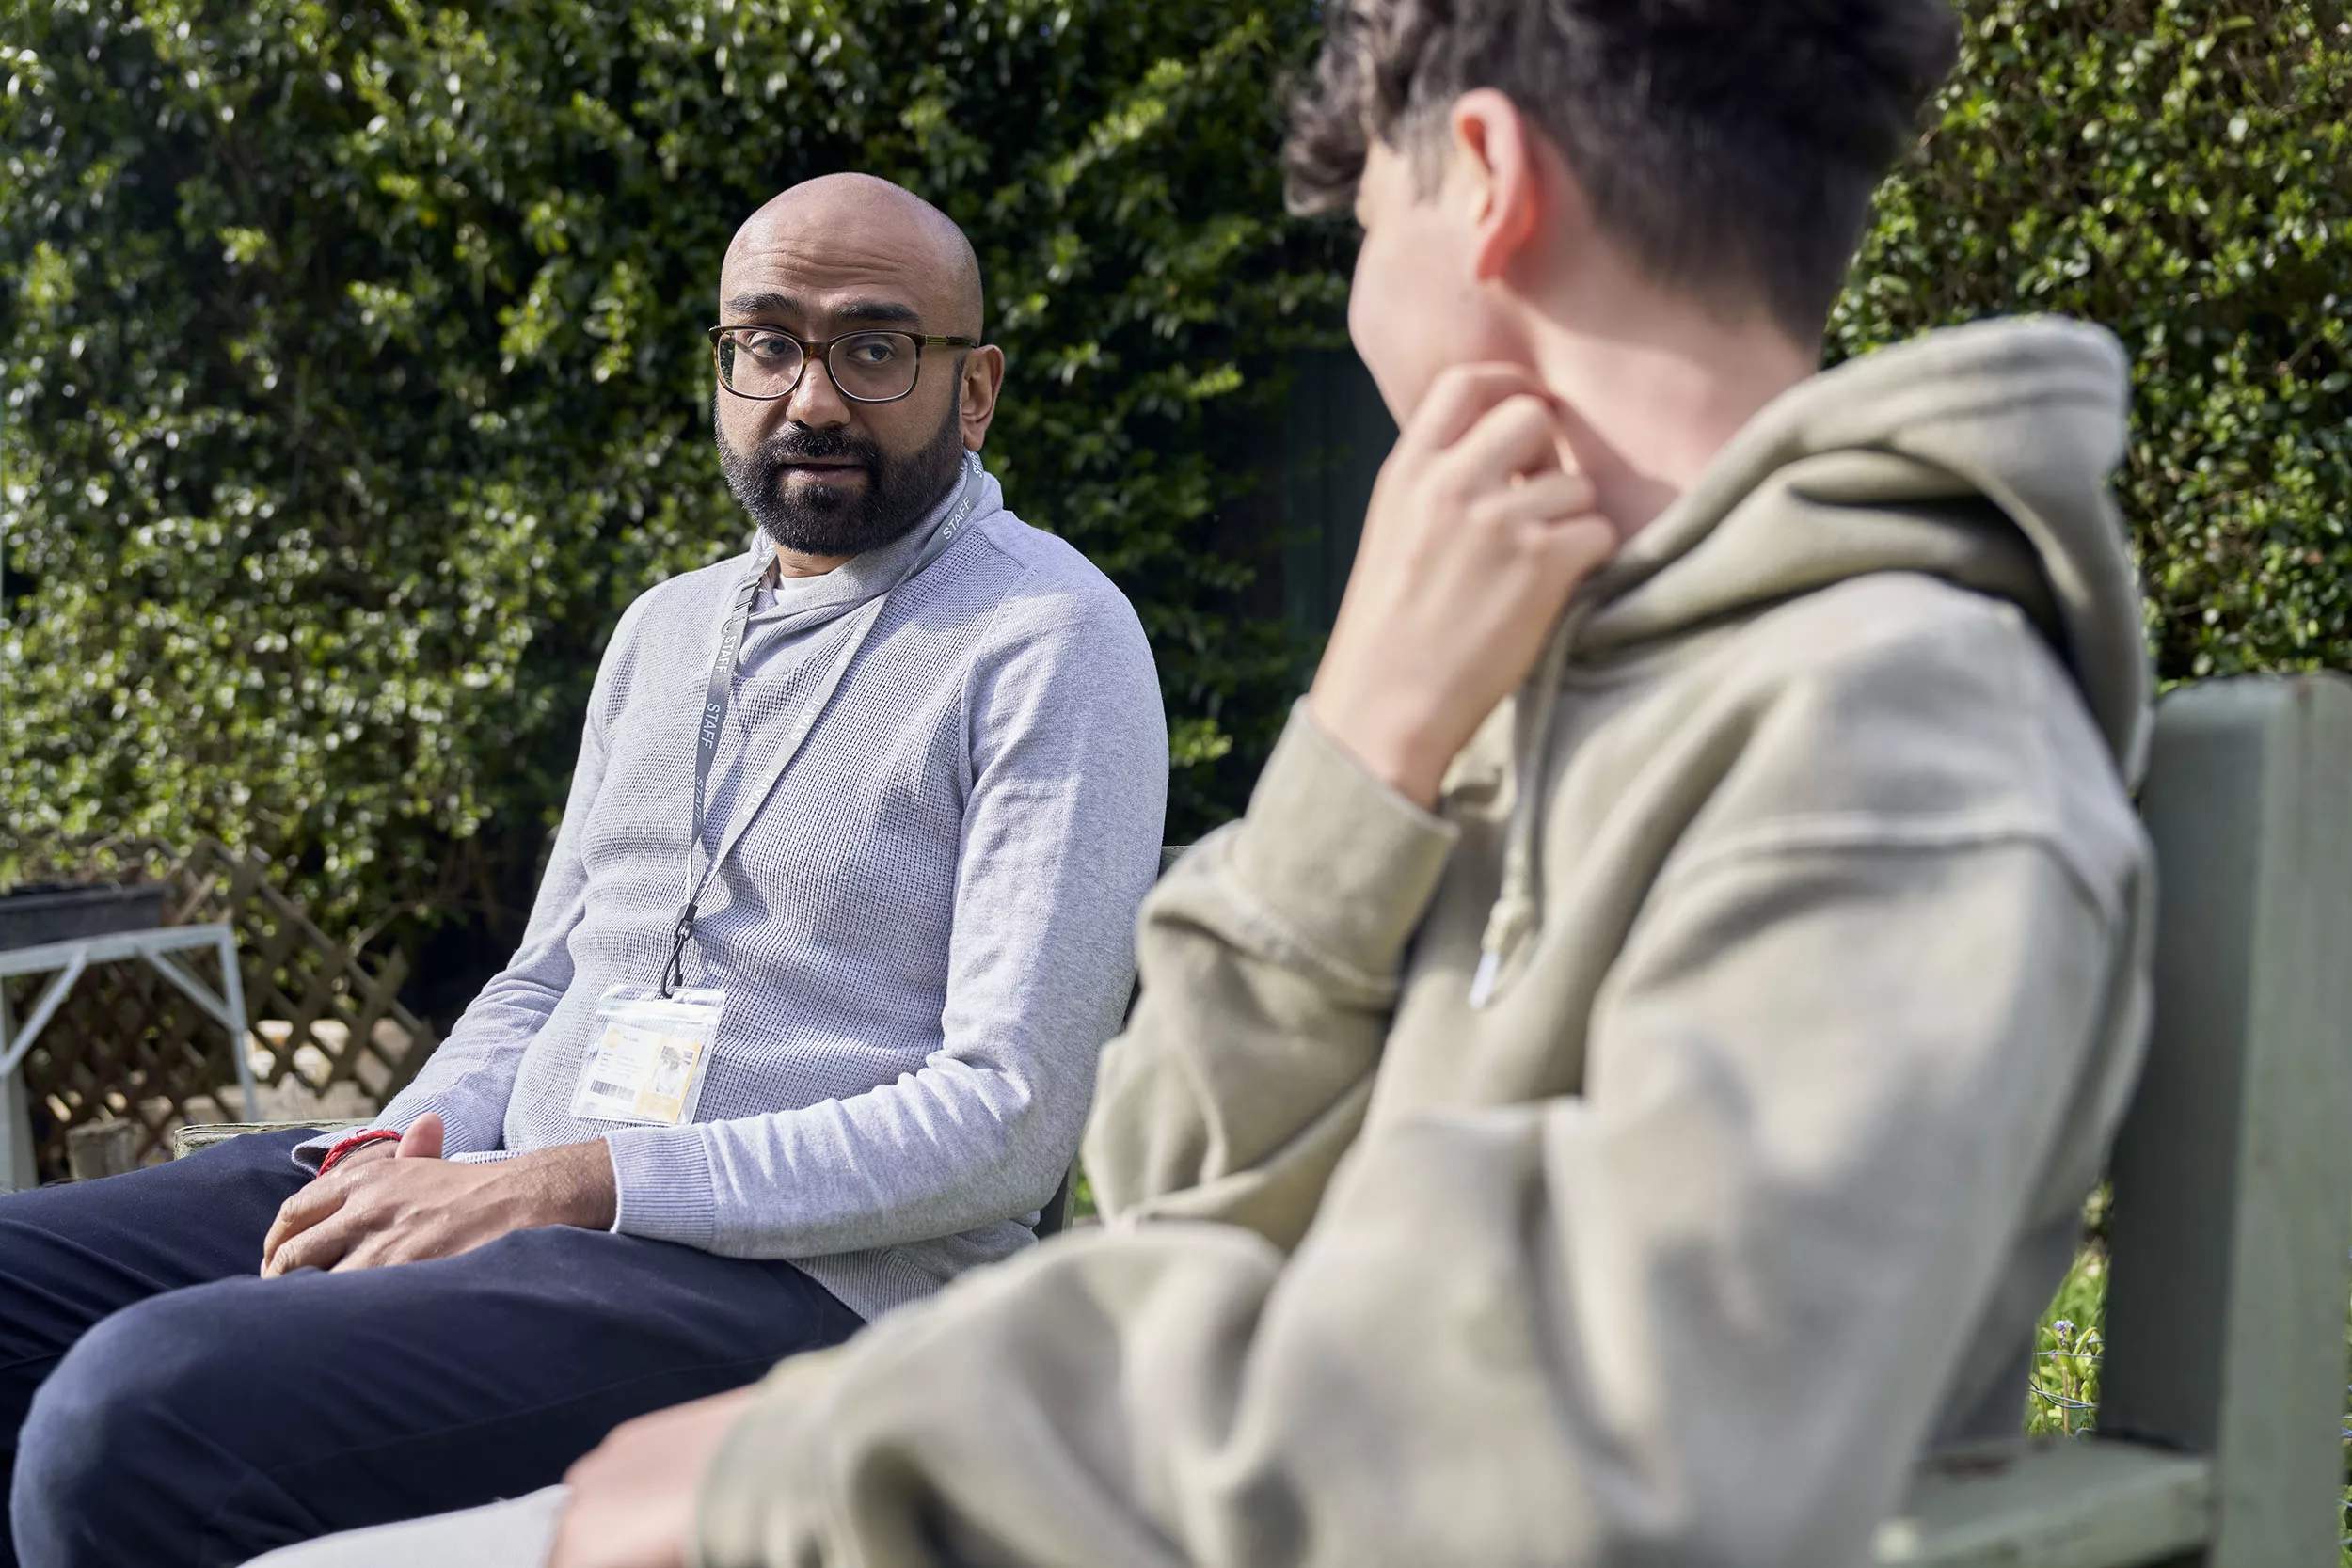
[0, 1131, 863, 1568]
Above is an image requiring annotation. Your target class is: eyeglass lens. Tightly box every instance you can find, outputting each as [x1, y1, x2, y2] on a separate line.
[719, 330, 920, 402]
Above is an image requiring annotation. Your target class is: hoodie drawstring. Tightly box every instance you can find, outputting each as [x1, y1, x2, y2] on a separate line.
[1469, 600, 1591, 1009]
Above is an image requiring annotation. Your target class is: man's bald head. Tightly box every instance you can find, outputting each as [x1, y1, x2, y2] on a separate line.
[724, 172, 983, 337]
[712, 172, 1004, 566]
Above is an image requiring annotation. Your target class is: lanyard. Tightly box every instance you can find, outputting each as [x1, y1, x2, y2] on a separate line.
[660, 464, 984, 994]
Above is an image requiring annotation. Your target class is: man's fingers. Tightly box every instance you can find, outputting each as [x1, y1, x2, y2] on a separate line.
[338, 1220, 448, 1273]
[1397, 362, 1555, 458]
[264, 1209, 361, 1276]
[331, 1232, 391, 1274]
[261, 1182, 346, 1272]
[1470, 475, 1616, 603]
[398, 1112, 445, 1160]
[1439, 391, 1573, 494]
[1469, 467, 1597, 530]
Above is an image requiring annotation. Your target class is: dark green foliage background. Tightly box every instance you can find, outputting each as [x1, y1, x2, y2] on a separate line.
[1838, 0, 2352, 683]
[0, 0, 1343, 946]
[5, 0, 2349, 958]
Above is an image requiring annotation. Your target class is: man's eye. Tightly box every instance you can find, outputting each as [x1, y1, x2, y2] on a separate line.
[739, 332, 795, 360]
[844, 338, 902, 366]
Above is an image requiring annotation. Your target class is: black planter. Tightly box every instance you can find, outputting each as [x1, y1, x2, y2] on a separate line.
[0, 884, 170, 953]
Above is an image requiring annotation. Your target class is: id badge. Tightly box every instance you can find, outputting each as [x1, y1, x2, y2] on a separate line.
[571, 986, 724, 1127]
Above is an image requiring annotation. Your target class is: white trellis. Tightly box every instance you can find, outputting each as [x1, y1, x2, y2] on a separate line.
[0, 924, 258, 1190]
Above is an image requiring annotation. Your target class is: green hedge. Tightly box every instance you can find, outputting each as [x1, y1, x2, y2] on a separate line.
[1838, 0, 2352, 684]
[5, 0, 2349, 952]
[0, 0, 1341, 939]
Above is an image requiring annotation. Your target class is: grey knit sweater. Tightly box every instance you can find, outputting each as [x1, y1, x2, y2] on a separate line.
[299, 456, 1169, 1322]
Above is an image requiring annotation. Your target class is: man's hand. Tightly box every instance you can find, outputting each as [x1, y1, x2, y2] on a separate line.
[1310, 363, 1617, 808]
[260, 1114, 617, 1275]
[547, 1386, 759, 1568]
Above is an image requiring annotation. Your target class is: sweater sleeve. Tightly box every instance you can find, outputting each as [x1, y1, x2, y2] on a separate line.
[602, 576, 1168, 1256]
[693, 830, 2143, 1568]
[292, 605, 636, 1172]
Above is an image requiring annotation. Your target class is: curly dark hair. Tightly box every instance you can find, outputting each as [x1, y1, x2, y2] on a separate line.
[1285, 0, 1959, 338]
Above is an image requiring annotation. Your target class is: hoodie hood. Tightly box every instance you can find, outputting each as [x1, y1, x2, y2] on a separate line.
[1472, 317, 2150, 1007]
[1576, 316, 2149, 778]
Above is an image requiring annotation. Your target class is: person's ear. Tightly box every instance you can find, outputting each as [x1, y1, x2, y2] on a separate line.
[959, 343, 1006, 451]
[1450, 88, 1544, 284]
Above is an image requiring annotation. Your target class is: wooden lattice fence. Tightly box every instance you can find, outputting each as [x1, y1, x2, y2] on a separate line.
[0, 841, 437, 1179]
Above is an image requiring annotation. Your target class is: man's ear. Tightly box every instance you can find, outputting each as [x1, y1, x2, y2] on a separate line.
[960, 344, 1006, 451]
[1451, 88, 1544, 284]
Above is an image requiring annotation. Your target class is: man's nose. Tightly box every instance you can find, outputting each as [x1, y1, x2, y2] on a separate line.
[784, 351, 853, 427]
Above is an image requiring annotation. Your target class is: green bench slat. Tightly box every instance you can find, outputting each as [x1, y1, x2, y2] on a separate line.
[1876, 1437, 2212, 1568]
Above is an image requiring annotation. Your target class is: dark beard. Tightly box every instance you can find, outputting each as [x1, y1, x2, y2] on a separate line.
[718, 401, 967, 559]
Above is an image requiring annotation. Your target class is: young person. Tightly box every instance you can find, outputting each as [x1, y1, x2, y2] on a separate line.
[269, 2, 2155, 1563]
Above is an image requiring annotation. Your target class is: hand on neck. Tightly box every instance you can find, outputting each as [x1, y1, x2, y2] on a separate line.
[1512, 245, 1818, 542]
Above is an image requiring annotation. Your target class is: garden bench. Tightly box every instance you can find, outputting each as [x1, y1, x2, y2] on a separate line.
[1875, 672, 2352, 1566]
[166, 673, 2352, 1565]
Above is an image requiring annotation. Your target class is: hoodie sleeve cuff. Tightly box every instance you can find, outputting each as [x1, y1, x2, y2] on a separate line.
[606, 1122, 720, 1250]
[1225, 701, 1460, 981]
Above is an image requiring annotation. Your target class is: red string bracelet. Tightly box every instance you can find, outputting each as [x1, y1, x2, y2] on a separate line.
[317, 1129, 402, 1176]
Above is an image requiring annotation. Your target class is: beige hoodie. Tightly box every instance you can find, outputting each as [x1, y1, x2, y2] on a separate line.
[696, 318, 2154, 1568]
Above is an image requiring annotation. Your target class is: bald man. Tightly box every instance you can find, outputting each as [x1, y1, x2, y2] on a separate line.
[0, 174, 1168, 1568]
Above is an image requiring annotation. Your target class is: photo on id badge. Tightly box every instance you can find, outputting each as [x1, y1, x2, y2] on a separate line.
[650, 1040, 693, 1101]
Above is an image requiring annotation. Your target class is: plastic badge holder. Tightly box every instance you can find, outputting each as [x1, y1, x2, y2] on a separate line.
[571, 985, 725, 1127]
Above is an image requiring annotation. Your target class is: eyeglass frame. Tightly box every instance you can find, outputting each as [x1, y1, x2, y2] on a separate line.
[705, 325, 979, 404]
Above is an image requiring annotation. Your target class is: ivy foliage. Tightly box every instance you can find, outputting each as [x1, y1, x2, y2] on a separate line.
[6, 0, 2350, 948]
[0, 0, 1341, 932]
[1838, 0, 2352, 684]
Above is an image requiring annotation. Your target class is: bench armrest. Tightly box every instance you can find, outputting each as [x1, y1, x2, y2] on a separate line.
[168, 1119, 369, 1161]
[1876, 1436, 2212, 1568]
